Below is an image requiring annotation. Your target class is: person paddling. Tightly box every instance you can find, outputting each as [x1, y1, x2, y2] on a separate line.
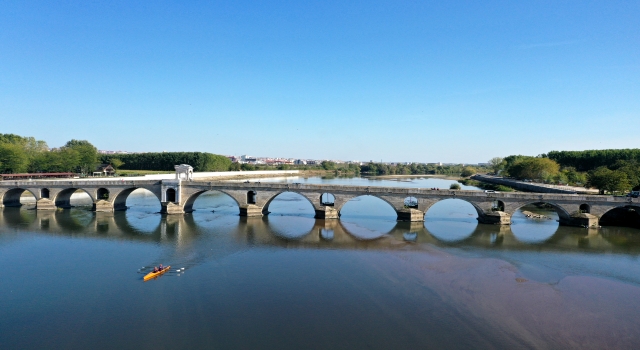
[158, 264, 164, 271]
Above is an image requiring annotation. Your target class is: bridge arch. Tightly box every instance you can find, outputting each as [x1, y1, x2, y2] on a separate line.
[511, 201, 572, 223]
[1, 188, 37, 207]
[404, 196, 418, 209]
[183, 190, 241, 213]
[578, 203, 590, 213]
[261, 191, 316, 216]
[165, 188, 177, 203]
[340, 194, 399, 217]
[112, 187, 163, 211]
[97, 188, 110, 200]
[54, 188, 94, 208]
[320, 193, 335, 206]
[599, 205, 640, 228]
[423, 197, 489, 219]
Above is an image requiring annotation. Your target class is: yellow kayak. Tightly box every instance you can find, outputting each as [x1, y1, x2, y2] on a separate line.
[143, 266, 170, 281]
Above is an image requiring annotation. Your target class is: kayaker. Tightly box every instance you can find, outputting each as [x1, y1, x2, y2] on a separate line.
[158, 264, 163, 270]
[153, 266, 159, 272]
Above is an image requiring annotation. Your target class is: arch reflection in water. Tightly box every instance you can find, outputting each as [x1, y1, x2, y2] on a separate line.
[424, 199, 478, 242]
[510, 204, 560, 243]
[52, 210, 95, 232]
[1, 206, 37, 226]
[320, 228, 334, 240]
[263, 215, 316, 240]
[339, 195, 397, 240]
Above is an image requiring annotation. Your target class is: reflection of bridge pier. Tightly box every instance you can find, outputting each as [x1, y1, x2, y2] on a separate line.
[2, 207, 638, 254]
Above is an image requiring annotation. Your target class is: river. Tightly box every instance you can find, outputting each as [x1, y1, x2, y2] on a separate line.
[1, 176, 640, 349]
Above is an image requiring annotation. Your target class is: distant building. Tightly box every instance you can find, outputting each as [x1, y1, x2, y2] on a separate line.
[98, 150, 128, 155]
[93, 164, 115, 177]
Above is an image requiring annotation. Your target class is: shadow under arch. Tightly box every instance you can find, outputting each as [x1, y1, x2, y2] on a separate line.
[2, 188, 37, 207]
[113, 187, 162, 211]
[183, 189, 240, 213]
[424, 198, 479, 242]
[54, 188, 93, 208]
[599, 205, 640, 229]
[262, 191, 315, 216]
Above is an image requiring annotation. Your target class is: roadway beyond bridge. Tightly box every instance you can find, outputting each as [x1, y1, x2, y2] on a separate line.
[1, 177, 639, 228]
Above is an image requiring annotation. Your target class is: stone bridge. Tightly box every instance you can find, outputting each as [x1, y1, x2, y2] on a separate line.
[1, 179, 639, 227]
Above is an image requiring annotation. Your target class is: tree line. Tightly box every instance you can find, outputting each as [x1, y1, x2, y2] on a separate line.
[360, 162, 482, 176]
[0, 133, 231, 175]
[0, 134, 98, 175]
[101, 152, 231, 172]
[488, 149, 640, 194]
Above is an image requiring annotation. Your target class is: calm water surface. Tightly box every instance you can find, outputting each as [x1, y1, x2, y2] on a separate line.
[2, 176, 640, 349]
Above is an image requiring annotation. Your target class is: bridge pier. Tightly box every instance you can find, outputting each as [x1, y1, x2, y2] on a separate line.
[560, 213, 599, 227]
[35, 198, 56, 210]
[240, 204, 264, 217]
[92, 199, 114, 212]
[161, 202, 184, 215]
[477, 211, 511, 225]
[396, 208, 425, 222]
[314, 206, 339, 219]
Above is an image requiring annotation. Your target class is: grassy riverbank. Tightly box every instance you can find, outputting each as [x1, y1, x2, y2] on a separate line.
[459, 178, 515, 192]
[117, 170, 173, 176]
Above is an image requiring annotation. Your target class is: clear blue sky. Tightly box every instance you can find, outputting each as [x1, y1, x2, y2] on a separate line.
[1, 1, 638, 163]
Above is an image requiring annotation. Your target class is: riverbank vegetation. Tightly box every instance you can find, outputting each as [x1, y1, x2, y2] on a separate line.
[100, 152, 231, 172]
[458, 178, 515, 192]
[489, 149, 640, 194]
[360, 162, 485, 176]
[0, 134, 99, 175]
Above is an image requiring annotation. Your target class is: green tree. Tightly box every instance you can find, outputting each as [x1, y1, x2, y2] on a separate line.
[507, 157, 560, 180]
[0, 142, 29, 173]
[450, 183, 461, 190]
[587, 167, 631, 194]
[110, 158, 124, 171]
[240, 163, 255, 171]
[488, 157, 505, 174]
[611, 160, 640, 190]
[64, 140, 98, 175]
[460, 166, 477, 177]
[321, 161, 336, 170]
